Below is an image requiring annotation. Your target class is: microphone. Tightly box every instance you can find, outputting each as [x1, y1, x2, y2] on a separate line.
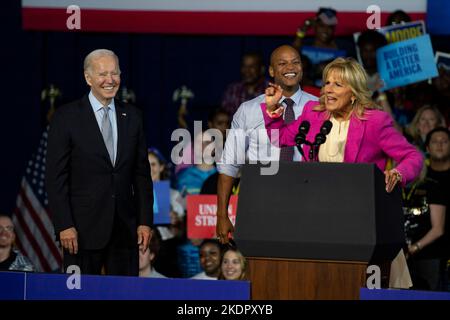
[295, 121, 310, 145]
[320, 120, 332, 135]
[311, 120, 333, 161]
[314, 120, 333, 145]
[295, 121, 310, 161]
[313, 133, 327, 145]
[300, 120, 311, 135]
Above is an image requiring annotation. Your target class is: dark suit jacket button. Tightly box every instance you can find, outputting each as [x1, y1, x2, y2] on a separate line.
[112, 195, 116, 198]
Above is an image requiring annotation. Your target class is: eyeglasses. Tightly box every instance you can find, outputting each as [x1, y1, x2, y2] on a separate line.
[0, 226, 14, 232]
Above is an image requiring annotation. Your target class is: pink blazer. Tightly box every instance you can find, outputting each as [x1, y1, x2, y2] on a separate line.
[261, 100, 423, 185]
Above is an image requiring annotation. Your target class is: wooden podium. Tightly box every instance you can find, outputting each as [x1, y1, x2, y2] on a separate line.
[248, 258, 368, 300]
[234, 163, 403, 300]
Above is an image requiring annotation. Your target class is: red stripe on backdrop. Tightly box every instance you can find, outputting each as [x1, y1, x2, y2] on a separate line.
[22, 8, 426, 35]
[13, 207, 51, 272]
[13, 230, 28, 261]
[19, 188, 62, 265]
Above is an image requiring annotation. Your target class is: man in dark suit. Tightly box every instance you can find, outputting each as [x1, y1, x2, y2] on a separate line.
[46, 49, 153, 276]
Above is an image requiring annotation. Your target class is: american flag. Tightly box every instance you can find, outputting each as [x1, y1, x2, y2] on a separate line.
[12, 128, 62, 272]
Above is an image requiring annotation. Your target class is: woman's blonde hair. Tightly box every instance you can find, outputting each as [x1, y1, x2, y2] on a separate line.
[406, 105, 446, 141]
[218, 248, 248, 281]
[316, 57, 380, 118]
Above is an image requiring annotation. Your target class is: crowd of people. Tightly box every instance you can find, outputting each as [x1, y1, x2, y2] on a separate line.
[1, 7, 449, 292]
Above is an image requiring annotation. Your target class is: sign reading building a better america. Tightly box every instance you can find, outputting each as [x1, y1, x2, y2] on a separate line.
[353, 21, 426, 67]
[378, 20, 426, 43]
[377, 34, 438, 91]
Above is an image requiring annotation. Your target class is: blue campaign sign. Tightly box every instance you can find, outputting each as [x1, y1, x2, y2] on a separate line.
[436, 51, 450, 72]
[153, 181, 171, 225]
[378, 20, 426, 43]
[353, 20, 425, 67]
[377, 35, 438, 91]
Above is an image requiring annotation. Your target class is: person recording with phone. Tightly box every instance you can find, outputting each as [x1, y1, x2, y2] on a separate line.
[262, 57, 423, 193]
[292, 8, 349, 88]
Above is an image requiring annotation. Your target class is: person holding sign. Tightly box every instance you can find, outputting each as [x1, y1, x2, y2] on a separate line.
[262, 57, 423, 191]
[293, 7, 339, 53]
[386, 10, 412, 26]
[356, 30, 388, 93]
[293, 7, 347, 87]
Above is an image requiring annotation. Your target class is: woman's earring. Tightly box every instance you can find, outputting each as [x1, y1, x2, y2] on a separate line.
[351, 97, 356, 106]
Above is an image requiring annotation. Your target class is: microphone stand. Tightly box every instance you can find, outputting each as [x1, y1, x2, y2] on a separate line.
[308, 142, 315, 162]
[311, 134, 327, 162]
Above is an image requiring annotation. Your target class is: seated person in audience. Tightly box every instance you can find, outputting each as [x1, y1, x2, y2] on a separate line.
[0, 214, 35, 272]
[175, 108, 230, 174]
[208, 108, 231, 138]
[221, 52, 268, 116]
[139, 230, 166, 278]
[176, 238, 202, 278]
[405, 105, 447, 155]
[208, 107, 231, 159]
[177, 131, 217, 195]
[200, 108, 236, 195]
[218, 247, 248, 281]
[191, 239, 222, 280]
[299, 54, 322, 97]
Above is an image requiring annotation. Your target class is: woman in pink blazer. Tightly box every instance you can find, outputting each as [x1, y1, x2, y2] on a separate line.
[262, 57, 423, 192]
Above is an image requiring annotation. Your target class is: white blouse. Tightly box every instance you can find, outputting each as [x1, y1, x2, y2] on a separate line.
[318, 116, 350, 163]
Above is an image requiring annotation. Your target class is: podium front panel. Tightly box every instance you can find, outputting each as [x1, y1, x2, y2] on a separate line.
[234, 162, 404, 262]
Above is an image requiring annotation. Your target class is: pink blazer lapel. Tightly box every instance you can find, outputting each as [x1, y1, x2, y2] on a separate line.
[344, 115, 366, 163]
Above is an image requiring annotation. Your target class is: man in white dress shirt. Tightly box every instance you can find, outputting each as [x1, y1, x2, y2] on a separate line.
[216, 45, 318, 244]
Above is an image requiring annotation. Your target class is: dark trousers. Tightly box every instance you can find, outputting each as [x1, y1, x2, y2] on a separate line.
[408, 258, 441, 291]
[63, 217, 138, 276]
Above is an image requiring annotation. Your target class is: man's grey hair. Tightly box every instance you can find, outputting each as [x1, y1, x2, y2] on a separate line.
[83, 49, 121, 74]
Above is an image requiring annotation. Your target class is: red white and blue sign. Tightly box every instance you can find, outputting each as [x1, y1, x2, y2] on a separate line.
[377, 34, 439, 91]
